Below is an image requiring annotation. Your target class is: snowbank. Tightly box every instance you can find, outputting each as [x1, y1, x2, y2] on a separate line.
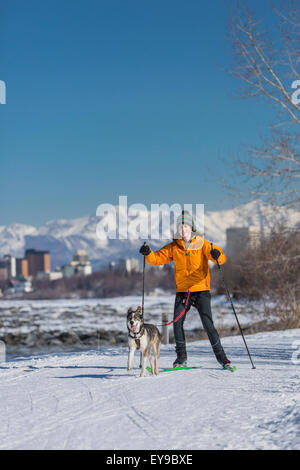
[0, 328, 299, 450]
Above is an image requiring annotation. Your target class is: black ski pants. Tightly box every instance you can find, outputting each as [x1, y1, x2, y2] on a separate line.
[173, 290, 225, 361]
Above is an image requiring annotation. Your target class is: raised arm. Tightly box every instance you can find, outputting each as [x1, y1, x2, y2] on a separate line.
[203, 239, 226, 265]
[140, 242, 174, 266]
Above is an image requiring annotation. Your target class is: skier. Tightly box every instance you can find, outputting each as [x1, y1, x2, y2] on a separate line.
[139, 210, 231, 369]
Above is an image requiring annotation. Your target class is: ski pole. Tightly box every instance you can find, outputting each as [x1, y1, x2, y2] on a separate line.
[141, 242, 146, 317]
[211, 243, 256, 369]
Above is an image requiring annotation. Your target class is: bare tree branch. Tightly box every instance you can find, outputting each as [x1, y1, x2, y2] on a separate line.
[224, 0, 300, 209]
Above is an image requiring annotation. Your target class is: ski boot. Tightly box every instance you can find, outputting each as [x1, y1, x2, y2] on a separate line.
[173, 346, 187, 368]
[215, 349, 231, 368]
[173, 358, 187, 368]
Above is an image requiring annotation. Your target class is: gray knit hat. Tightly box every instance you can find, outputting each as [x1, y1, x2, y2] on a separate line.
[176, 210, 196, 231]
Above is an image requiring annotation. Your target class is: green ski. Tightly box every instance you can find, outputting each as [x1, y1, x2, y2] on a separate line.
[146, 365, 202, 373]
[223, 364, 237, 372]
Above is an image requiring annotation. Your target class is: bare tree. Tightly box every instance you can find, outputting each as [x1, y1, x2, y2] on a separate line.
[213, 224, 300, 328]
[225, 0, 300, 209]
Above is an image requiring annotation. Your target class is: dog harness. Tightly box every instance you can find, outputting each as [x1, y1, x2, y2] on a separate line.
[129, 326, 145, 350]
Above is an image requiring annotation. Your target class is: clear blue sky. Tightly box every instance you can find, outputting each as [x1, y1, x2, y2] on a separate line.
[0, 0, 278, 226]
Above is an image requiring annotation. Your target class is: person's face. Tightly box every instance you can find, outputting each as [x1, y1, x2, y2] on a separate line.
[179, 223, 192, 242]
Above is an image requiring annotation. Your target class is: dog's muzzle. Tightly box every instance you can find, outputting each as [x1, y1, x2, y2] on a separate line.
[129, 324, 137, 332]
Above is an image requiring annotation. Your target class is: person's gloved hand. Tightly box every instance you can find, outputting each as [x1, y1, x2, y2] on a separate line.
[139, 243, 151, 256]
[210, 248, 221, 260]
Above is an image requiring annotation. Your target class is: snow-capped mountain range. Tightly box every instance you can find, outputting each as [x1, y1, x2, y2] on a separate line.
[0, 200, 299, 271]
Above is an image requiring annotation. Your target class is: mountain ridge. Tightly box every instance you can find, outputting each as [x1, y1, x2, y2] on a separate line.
[0, 200, 299, 270]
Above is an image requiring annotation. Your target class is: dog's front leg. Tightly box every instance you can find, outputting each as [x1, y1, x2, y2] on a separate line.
[154, 355, 159, 375]
[148, 354, 154, 375]
[127, 346, 135, 371]
[140, 351, 147, 377]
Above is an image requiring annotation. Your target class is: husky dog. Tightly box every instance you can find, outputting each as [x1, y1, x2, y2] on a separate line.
[127, 306, 161, 377]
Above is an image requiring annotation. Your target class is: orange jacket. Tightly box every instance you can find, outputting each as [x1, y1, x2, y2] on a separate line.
[145, 236, 226, 292]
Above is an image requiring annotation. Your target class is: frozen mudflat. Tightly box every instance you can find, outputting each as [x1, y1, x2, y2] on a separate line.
[0, 293, 269, 358]
[0, 293, 265, 338]
[0, 328, 299, 450]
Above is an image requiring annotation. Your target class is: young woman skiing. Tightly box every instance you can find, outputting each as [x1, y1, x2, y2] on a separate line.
[139, 210, 231, 368]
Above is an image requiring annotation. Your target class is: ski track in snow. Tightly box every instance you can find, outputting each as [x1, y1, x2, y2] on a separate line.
[0, 329, 299, 450]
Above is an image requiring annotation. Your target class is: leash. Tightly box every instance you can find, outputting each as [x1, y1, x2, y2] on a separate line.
[155, 290, 191, 327]
[165, 290, 191, 326]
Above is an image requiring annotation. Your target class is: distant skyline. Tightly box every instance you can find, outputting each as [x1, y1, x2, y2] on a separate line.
[0, 0, 280, 226]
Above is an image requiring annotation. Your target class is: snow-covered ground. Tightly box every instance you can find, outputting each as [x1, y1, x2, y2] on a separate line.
[0, 328, 299, 450]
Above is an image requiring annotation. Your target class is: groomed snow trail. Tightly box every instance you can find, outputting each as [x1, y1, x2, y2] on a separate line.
[0, 329, 299, 450]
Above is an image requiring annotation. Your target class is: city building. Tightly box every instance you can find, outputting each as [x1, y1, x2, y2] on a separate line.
[16, 258, 29, 277]
[4, 278, 33, 295]
[0, 255, 17, 280]
[75, 263, 92, 276]
[61, 262, 77, 278]
[0, 260, 8, 281]
[36, 270, 63, 281]
[61, 250, 92, 278]
[73, 250, 89, 264]
[117, 258, 140, 273]
[226, 226, 261, 260]
[108, 261, 116, 271]
[3, 255, 16, 278]
[25, 249, 51, 277]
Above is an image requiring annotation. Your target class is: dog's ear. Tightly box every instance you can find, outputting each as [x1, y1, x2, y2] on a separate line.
[127, 307, 133, 314]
